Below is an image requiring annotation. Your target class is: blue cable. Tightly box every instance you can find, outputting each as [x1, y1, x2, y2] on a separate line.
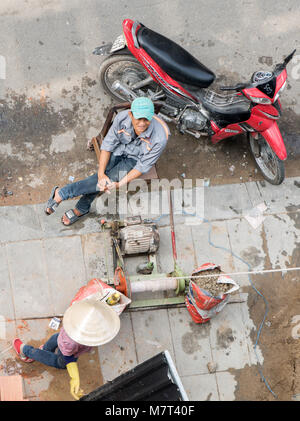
[150, 210, 277, 398]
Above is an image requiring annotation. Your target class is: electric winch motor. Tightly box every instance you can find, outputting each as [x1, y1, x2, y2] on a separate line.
[119, 219, 160, 255]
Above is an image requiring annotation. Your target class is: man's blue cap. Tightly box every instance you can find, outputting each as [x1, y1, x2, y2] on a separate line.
[131, 97, 154, 121]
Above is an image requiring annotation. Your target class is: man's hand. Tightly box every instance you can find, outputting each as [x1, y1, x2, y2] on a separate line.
[107, 181, 119, 192]
[97, 174, 112, 192]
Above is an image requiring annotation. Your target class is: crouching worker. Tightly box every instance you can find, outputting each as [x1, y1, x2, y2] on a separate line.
[13, 300, 120, 400]
[44, 97, 169, 226]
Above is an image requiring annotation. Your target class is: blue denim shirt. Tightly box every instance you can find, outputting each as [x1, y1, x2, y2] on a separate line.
[100, 110, 169, 174]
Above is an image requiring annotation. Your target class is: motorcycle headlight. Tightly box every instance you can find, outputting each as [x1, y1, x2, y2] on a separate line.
[274, 81, 287, 102]
[248, 96, 272, 105]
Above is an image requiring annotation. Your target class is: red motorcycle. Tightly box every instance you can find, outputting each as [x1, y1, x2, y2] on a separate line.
[94, 19, 296, 184]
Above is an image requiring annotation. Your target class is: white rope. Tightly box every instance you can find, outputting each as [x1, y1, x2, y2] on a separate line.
[140, 266, 300, 281]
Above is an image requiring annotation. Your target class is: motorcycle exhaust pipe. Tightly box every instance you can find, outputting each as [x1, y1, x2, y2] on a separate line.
[112, 80, 138, 100]
[131, 76, 153, 90]
[111, 80, 176, 125]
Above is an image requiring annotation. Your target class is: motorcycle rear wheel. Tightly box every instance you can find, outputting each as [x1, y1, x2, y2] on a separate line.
[99, 54, 155, 102]
[249, 133, 285, 185]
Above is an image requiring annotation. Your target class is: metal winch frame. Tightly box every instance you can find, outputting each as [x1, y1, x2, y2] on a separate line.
[101, 211, 188, 311]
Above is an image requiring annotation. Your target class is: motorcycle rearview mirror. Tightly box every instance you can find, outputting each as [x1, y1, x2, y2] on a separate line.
[274, 49, 297, 72]
[283, 49, 297, 66]
[93, 44, 113, 56]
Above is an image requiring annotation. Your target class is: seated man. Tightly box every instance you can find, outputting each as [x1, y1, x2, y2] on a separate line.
[45, 97, 170, 225]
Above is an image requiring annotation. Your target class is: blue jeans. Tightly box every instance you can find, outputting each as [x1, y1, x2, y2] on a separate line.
[58, 154, 137, 214]
[23, 333, 66, 369]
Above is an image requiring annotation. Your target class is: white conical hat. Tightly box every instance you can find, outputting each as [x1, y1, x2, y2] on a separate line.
[63, 299, 120, 346]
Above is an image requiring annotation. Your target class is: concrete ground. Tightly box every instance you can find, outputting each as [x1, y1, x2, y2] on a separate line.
[0, 177, 300, 401]
[1, 0, 300, 206]
[1, 0, 300, 402]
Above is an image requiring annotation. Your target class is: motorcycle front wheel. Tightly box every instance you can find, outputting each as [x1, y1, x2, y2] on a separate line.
[99, 54, 155, 102]
[249, 133, 285, 185]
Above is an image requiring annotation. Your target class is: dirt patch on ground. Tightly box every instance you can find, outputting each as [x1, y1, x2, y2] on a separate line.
[231, 272, 300, 401]
[0, 82, 108, 207]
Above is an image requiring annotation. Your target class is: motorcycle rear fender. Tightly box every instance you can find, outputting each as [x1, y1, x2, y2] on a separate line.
[251, 122, 287, 161]
[93, 45, 131, 56]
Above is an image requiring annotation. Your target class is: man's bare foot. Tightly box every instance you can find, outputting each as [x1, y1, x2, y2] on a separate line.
[46, 188, 62, 214]
[61, 208, 82, 225]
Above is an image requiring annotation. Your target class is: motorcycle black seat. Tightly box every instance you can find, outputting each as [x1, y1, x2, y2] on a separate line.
[137, 25, 215, 89]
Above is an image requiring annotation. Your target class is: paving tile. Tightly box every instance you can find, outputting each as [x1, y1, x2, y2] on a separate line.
[0, 244, 15, 319]
[209, 302, 251, 371]
[263, 213, 300, 269]
[171, 186, 205, 226]
[14, 318, 56, 400]
[6, 241, 54, 319]
[16, 318, 56, 348]
[244, 181, 264, 207]
[204, 183, 253, 221]
[256, 176, 300, 214]
[181, 373, 219, 401]
[93, 191, 118, 217]
[226, 218, 267, 272]
[0, 205, 43, 243]
[176, 224, 200, 275]
[0, 374, 26, 401]
[98, 312, 137, 382]
[43, 236, 87, 315]
[156, 226, 175, 274]
[23, 370, 55, 400]
[131, 309, 175, 364]
[168, 307, 212, 376]
[0, 319, 17, 366]
[36, 200, 101, 239]
[192, 221, 235, 272]
[216, 371, 238, 401]
[81, 232, 115, 282]
[126, 189, 171, 223]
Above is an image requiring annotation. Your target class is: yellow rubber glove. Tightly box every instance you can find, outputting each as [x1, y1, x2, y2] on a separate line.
[66, 362, 84, 400]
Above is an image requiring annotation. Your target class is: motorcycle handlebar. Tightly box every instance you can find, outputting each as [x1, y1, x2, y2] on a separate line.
[274, 49, 296, 74]
[221, 50, 296, 90]
[283, 49, 296, 66]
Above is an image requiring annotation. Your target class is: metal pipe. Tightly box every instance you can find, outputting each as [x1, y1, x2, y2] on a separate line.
[131, 277, 178, 293]
[168, 189, 177, 262]
[131, 76, 153, 90]
[112, 80, 138, 100]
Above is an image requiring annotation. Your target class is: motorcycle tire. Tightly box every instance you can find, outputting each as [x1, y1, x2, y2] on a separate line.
[249, 133, 285, 185]
[98, 54, 153, 102]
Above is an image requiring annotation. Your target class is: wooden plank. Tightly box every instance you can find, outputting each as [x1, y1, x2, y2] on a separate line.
[139, 165, 158, 180]
[92, 137, 101, 162]
[0, 375, 25, 401]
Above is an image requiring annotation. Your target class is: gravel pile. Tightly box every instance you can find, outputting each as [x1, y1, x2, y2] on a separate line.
[191, 268, 232, 296]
